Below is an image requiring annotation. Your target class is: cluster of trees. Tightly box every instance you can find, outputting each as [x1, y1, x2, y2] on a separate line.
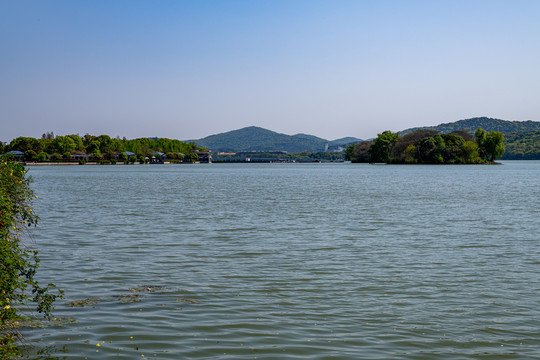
[1, 133, 206, 162]
[346, 128, 505, 164]
[1, 156, 62, 357]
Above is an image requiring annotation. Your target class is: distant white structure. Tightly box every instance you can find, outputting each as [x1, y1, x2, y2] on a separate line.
[324, 143, 344, 153]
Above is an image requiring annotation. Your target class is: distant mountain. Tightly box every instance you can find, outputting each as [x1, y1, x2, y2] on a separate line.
[400, 117, 540, 136]
[189, 126, 362, 153]
[330, 137, 363, 145]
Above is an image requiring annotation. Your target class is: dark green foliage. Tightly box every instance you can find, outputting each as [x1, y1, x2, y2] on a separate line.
[475, 128, 505, 161]
[440, 134, 465, 163]
[48, 136, 82, 154]
[25, 150, 37, 161]
[119, 152, 128, 163]
[355, 127, 499, 164]
[91, 150, 102, 161]
[484, 131, 505, 161]
[416, 136, 442, 163]
[462, 141, 480, 163]
[4, 134, 205, 163]
[50, 153, 62, 162]
[103, 150, 115, 160]
[7, 137, 44, 154]
[123, 138, 197, 155]
[36, 152, 48, 162]
[85, 138, 100, 153]
[413, 133, 482, 164]
[475, 128, 487, 160]
[391, 130, 438, 162]
[369, 131, 399, 163]
[96, 135, 115, 152]
[351, 141, 372, 163]
[186, 152, 199, 162]
[1, 156, 62, 357]
[344, 144, 354, 161]
[475, 128, 486, 144]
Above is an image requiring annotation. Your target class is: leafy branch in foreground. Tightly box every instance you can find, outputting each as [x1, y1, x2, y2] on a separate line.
[1, 155, 63, 357]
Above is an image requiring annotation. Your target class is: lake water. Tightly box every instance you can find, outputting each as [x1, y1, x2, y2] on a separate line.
[21, 162, 540, 359]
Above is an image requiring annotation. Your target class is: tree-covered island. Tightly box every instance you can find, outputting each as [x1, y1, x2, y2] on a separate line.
[345, 128, 505, 164]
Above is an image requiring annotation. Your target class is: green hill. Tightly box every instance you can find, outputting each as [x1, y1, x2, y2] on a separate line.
[501, 131, 540, 160]
[189, 126, 362, 153]
[400, 117, 540, 136]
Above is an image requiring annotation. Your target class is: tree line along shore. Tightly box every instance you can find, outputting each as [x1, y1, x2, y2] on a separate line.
[1, 133, 208, 164]
[2, 127, 506, 165]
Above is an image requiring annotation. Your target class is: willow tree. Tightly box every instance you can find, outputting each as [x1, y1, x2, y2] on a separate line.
[475, 128, 505, 162]
[484, 131, 505, 161]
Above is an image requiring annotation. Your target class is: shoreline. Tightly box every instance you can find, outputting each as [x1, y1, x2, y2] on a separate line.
[23, 161, 203, 166]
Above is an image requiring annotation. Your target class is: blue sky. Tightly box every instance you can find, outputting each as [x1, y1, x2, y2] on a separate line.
[1, 0, 539, 142]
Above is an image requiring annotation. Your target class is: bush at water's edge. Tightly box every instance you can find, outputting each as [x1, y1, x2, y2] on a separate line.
[0, 155, 63, 358]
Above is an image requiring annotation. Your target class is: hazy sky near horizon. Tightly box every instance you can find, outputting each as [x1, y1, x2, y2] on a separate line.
[2, 0, 540, 142]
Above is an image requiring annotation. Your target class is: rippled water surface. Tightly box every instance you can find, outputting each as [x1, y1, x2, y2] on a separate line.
[22, 162, 540, 359]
